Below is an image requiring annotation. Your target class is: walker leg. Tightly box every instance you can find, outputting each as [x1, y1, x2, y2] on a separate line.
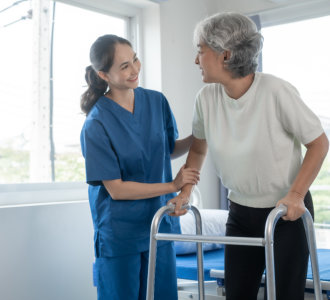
[302, 210, 322, 300]
[146, 237, 158, 300]
[146, 206, 173, 300]
[191, 206, 205, 300]
[264, 205, 323, 300]
[264, 204, 288, 300]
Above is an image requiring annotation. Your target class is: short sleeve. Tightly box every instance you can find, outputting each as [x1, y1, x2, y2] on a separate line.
[192, 92, 206, 139]
[276, 82, 324, 145]
[163, 96, 178, 154]
[80, 119, 121, 186]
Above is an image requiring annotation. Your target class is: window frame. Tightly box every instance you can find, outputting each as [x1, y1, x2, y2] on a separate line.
[254, 0, 330, 28]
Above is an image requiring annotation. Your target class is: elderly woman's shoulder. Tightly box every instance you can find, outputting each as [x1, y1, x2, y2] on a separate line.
[259, 72, 295, 91]
[196, 83, 220, 98]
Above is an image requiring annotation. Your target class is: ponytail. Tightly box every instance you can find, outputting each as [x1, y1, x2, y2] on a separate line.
[80, 65, 108, 115]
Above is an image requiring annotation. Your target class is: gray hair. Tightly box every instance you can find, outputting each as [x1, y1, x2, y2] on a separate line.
[194, 12, 263, 78]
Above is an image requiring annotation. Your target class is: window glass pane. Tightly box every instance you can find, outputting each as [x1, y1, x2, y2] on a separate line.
[0, 1, 127, 184]
[262, 16, 330, 248]
[52, 2, 127, 182]
[0, 1, 33, 183]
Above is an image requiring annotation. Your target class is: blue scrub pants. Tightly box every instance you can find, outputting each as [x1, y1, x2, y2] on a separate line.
[94, 242, 178, 300]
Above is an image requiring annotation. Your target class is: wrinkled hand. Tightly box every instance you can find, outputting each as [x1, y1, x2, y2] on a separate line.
[173, 164, 200, 191]
[276, 191, 306, 221]
[167, 193, 190, 217]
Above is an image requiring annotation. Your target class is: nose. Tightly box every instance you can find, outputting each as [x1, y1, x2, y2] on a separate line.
[132, 63, 139, 75]
[195, 55, 199, 65]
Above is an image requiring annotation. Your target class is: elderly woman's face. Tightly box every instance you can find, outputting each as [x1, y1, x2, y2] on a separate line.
[195, 43, 226, 83]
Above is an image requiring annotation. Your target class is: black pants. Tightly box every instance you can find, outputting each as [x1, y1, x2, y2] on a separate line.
[224, 192, 313, 300]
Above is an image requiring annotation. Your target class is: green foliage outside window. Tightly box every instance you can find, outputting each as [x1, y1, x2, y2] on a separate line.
[312, 157, 330, 224]
[0, 139, 85, 184]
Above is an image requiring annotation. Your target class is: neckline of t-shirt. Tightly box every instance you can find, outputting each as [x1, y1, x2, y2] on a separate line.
[99, 88, 139, 117]
[222, 72, 260, 107]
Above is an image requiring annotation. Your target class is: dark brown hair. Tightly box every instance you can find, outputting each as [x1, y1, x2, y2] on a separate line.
[80, 35, 132, 114]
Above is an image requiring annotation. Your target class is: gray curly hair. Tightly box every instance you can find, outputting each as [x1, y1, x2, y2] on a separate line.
[194, 12, 263, 78]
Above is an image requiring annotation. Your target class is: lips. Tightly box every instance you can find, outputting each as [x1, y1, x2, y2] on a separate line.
[128, 76, 138, 82]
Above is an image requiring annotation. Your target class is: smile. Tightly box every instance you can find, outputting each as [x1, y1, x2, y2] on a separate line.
[128, 76, 138, 82]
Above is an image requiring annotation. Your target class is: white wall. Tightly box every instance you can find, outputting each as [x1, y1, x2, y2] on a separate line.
[0, 203, 95, 300]
[157, 0, 220, 209]
[0, 183, 96, 300]
[140, 4, 162, 91]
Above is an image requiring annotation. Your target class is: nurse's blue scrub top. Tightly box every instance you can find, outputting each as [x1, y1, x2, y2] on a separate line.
[80, 87, 180, 257]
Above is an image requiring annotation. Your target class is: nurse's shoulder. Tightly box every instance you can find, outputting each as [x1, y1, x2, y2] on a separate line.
[135, 87, 167, 104]
[82, 97, 108, 133]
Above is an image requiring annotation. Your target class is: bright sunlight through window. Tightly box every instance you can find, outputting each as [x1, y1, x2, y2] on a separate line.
[262, 15, 330, 248]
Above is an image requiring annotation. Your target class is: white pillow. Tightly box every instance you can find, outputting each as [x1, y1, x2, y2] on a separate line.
[175, 209, 229, 255]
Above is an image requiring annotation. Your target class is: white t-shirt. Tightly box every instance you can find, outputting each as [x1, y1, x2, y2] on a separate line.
[193, 72, 324, 208]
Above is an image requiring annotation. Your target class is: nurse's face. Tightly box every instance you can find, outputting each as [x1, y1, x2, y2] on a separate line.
[195, 43, 226, 83]
[103, 43, 141, 91]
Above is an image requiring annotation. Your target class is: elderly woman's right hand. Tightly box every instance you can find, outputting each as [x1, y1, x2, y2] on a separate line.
[167, 192, 190, 216]
[173, 164, 200, 191]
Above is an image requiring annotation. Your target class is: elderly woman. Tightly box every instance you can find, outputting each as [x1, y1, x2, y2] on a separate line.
[169, 12, 329, 300]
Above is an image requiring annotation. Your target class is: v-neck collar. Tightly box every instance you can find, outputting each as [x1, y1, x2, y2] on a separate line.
[99, 88, 139, 119]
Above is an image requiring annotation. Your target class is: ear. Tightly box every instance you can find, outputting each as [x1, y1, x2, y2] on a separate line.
[223, 50, 231, 61]
[97, 71, 108, 82]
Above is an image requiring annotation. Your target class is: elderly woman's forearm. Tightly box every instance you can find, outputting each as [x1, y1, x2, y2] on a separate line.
[185, 137, 207, 169]
[180, 137, 208, 198]
[289, 133, 329, 197]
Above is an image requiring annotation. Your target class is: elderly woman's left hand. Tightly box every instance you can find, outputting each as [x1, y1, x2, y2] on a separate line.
[276, 191, 306, 221]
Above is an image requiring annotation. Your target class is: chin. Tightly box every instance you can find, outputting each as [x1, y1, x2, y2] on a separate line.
[129, 81, 139, 89]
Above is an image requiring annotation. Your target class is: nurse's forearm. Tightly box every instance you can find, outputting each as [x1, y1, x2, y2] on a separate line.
[102, 179, 178, 200]
[171, 135, 193, 159]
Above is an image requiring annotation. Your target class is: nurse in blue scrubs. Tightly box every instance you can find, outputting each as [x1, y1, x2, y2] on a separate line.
[80, 34, 199, 300]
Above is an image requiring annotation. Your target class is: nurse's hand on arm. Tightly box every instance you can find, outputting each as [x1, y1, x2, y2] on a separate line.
[102, 165, 199, 201]
[276, 133, 329, 221]
[168, 137, 208, 216]
[171, 135, 193, 159]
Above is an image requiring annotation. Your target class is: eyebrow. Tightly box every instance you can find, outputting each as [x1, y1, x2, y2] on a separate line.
[119, 53, 137, 68]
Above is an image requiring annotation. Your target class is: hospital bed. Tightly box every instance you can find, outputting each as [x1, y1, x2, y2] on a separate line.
[176, 247, 330, 299]
[146, 203, 327, 300]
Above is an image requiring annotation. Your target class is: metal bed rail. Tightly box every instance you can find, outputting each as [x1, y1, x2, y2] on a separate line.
[146, 203, 322, 300]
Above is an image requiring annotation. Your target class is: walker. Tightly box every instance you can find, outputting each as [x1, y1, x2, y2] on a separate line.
[146, 203, 322, 300]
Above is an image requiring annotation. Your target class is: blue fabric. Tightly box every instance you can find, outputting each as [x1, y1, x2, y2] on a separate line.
[94, 243, 178, 300]
[176, 248, 330, 284]
[307, 249, 330, 284]
[80, 87, 180, 257]
[176, 249, 225, 281]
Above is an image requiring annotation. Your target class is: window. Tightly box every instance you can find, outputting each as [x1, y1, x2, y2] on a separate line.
[0, 0, 33, 184]
[51, 2, 127, 182]
[0, 0, 128, 183]
[262, 16, 330, 248]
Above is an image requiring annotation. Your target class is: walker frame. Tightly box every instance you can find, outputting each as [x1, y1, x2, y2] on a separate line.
[146, 204, 322, 300]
